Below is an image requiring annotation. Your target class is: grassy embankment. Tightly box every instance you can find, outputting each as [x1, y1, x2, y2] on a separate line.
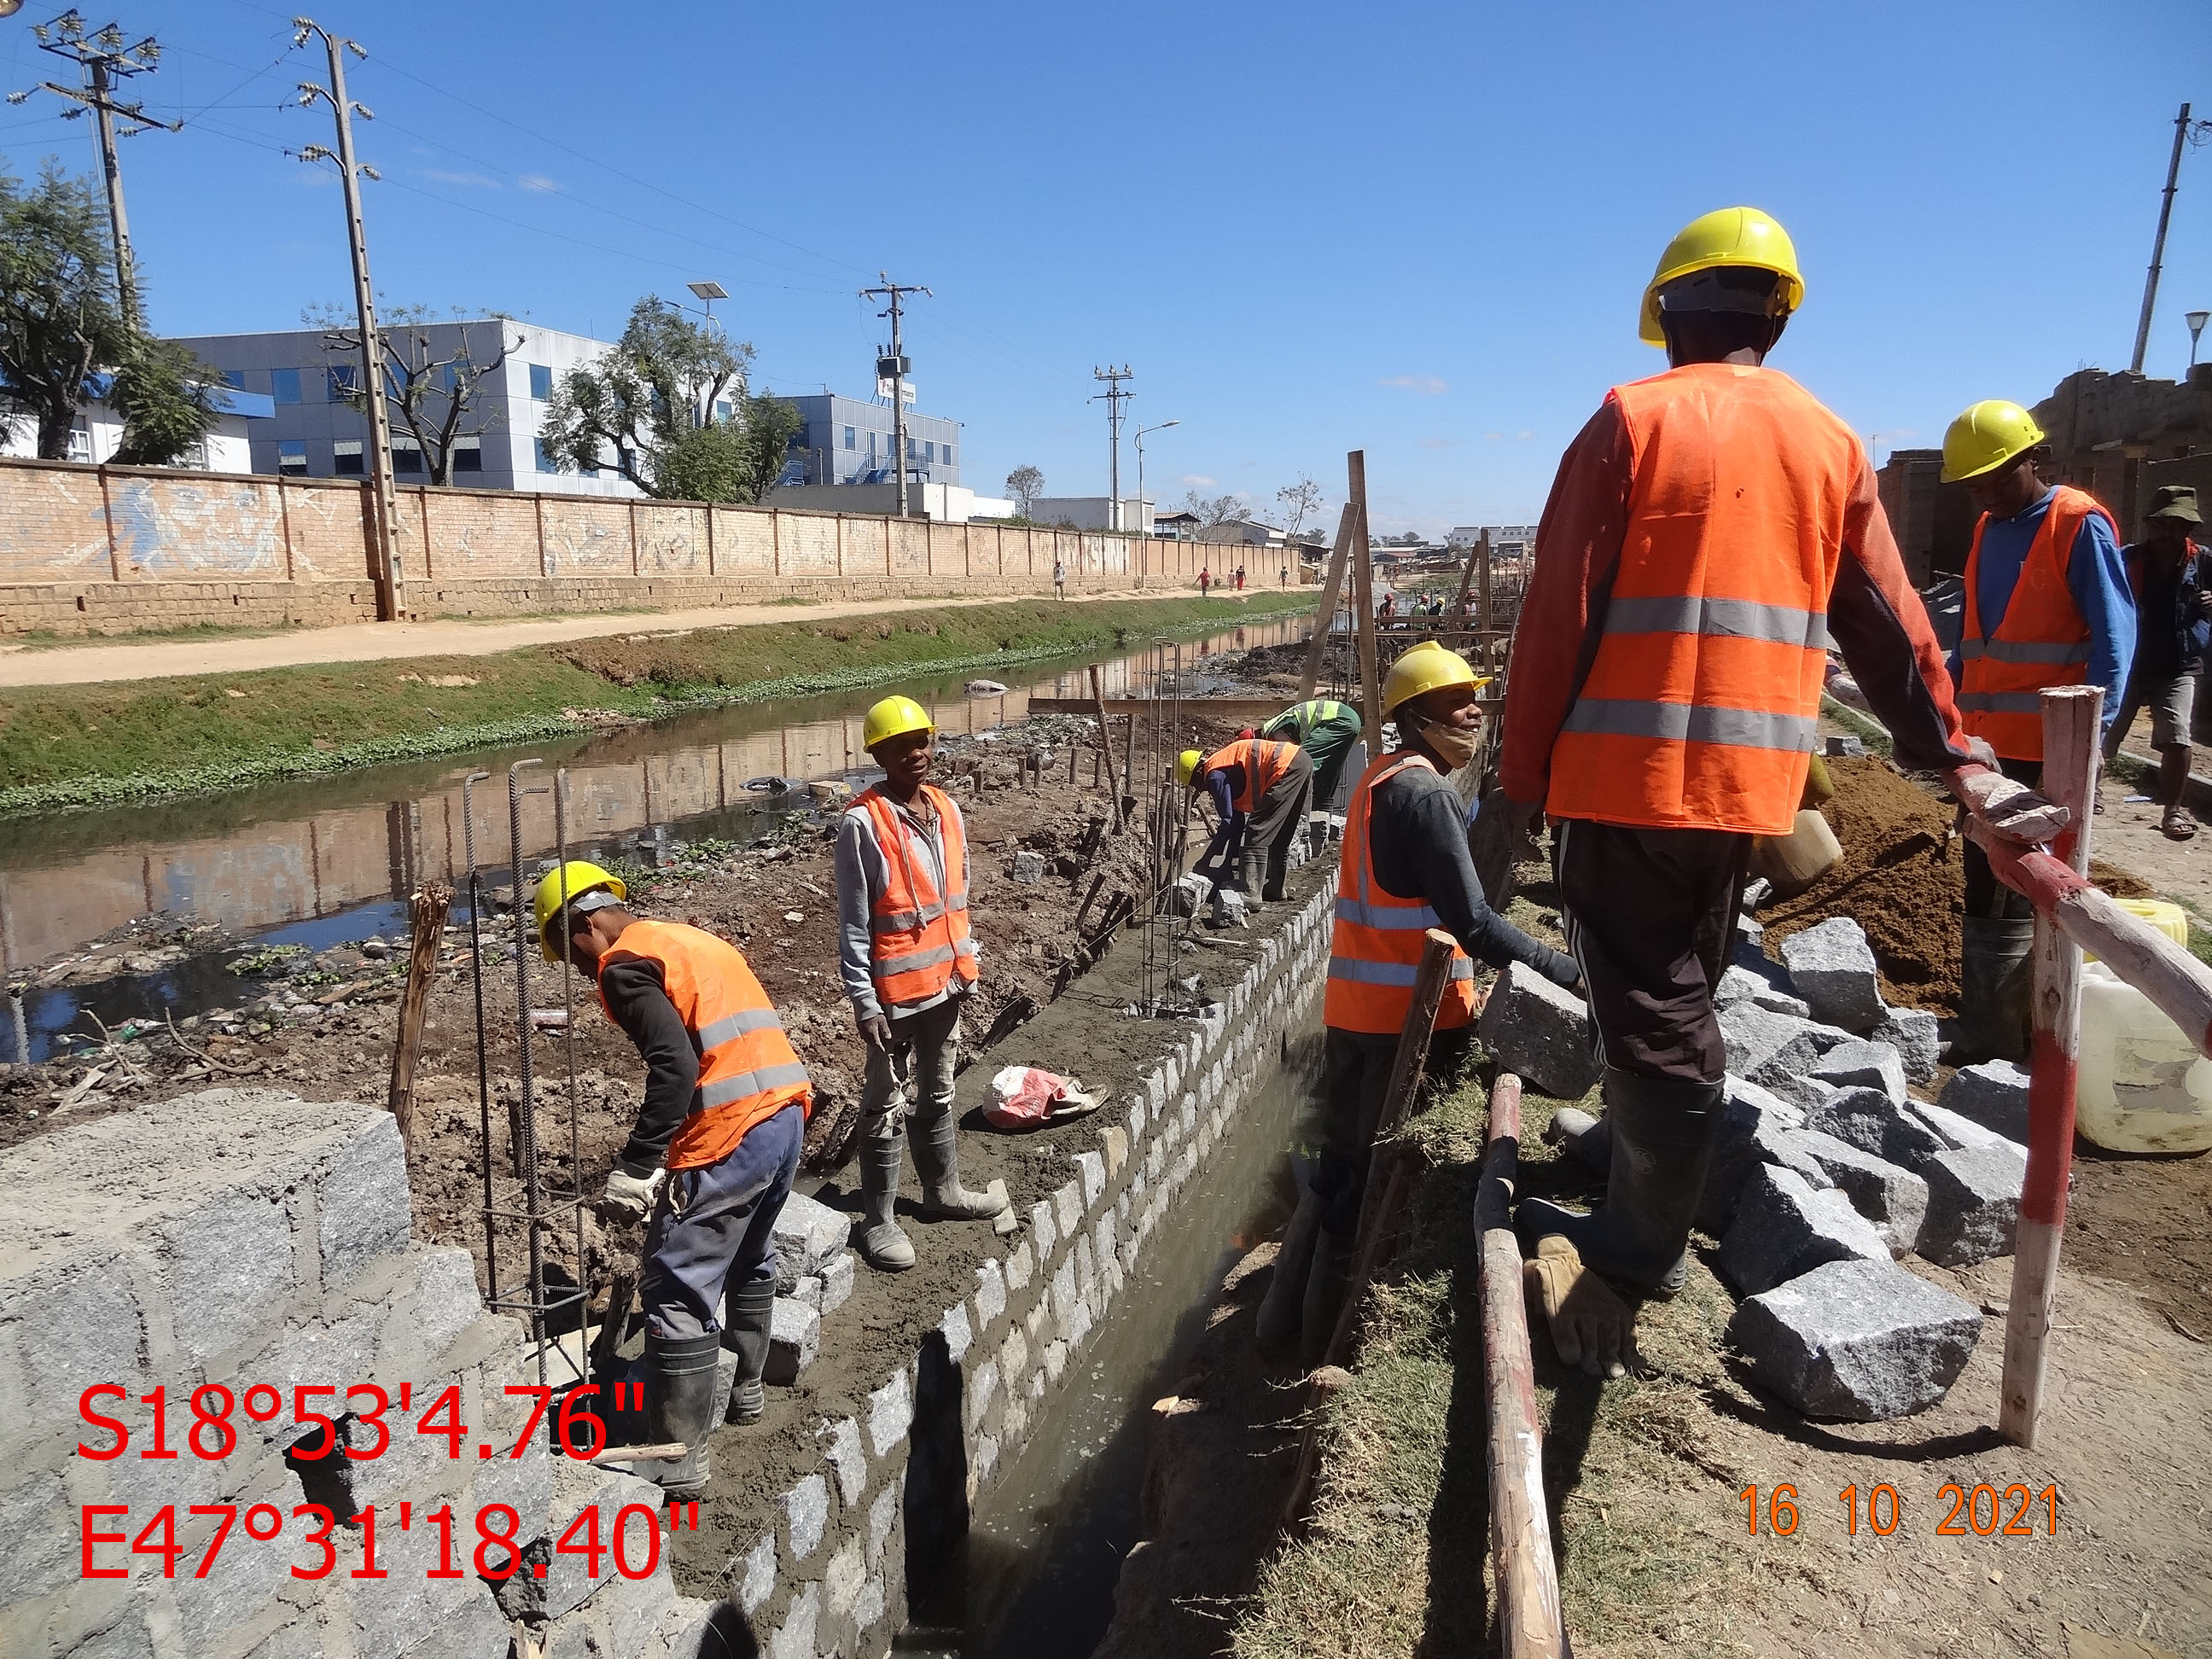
[1231, 884, 1755, 1659]
[1, 591, 1309, 816]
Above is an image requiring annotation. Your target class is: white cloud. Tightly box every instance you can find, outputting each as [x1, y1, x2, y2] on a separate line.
[1179, 474, 1216, 488]
[518, 174, 561, 193]
[1380, 375, 1447, 396]
[424, 169, 501, 189]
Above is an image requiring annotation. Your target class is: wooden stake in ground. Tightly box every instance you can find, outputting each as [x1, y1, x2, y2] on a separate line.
[1298, 502, 1359, 701]
[1279, 928, 1456, 1530]
[1347, 451, 1382, 750]
[387, 880, 453, 1150]
[1999, 685, 2098, 1447]
[1089, 663, 1125, 829]
[1473, 1072, 1567, 1659]
[1477, 529, 1493, 672]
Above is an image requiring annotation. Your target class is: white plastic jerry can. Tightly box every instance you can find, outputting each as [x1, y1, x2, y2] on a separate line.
[2075, 961, 2212, 1154]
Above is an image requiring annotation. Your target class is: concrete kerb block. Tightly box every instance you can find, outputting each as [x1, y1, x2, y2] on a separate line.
[1778, 917, 1885, 1033]
[1809, 1039, 1908, 1106]
[1718, 1163, 1891, 1298]
[819, 1251, 856, 1317]
[936, 1301, 972, 1367]
[1004, 1241, 1034, 1294]
[972, 1259, 1007, 1332]
[1729, 1257, 1982, 1420]
[314, 1109, 414, 1293]
[1476, 962, 1601, 1099]
[765, 1298, 822, 1385]
[866, 1371, 912, 1458]
[1917, 1144, 2027, 1266]
[1720, 1003, 1850, 1090]
[964, 1357, 999, 1435]
[819, 1417, 867, 1509]
[1028, 1199, 1057, 1260]
[769, 1580, 819, 1659]
[1936, 1060, 2031, 1144]
[1052, 1180, 1083, 1240]
[1126, 1096, 1148, 1144]
[1775, 1129, 1930, 1254]
[1076, 1150, 1106, 1211]
[1907, 1100, 2027, 1159]
[1874, 1005, 1941, 1084]
[1804, 1088, 1947, 1171]
[771, 1192, 852, 1294]
[1697, 1076, 1813, 1233]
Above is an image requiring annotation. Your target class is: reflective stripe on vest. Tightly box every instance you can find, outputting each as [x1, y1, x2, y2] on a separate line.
[596, 918, 811, 1172]
[854, 783, 979, 1007]
[1957, 485, 2109, 763]
[1323, 752, 1479, 1036]
[1202, 737, 1300, 812]
[1545, 364, 1859, 837]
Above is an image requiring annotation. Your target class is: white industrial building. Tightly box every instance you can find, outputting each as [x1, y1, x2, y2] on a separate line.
[0, 375, 271, 473]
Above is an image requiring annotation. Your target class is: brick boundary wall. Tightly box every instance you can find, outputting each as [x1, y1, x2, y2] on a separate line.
[0, 457, 1238, 637]
[0, 870, 1335, 1658]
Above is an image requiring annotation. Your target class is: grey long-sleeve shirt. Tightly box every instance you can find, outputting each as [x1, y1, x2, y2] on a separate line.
[834, 789, 975, 1022]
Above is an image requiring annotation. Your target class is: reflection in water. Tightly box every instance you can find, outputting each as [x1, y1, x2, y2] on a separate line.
[1, 619, 1307, 1061]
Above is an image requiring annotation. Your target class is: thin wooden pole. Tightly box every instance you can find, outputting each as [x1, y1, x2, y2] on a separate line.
[1477, 531, 1493, 673]
[387, 879, 453, 1150]
[1999, 684, 2098, 1447]
[1448, 533, 1480, 629]
[1297, 502, 1358, 701]
[1474, 1072, 1567, 1658]
[1090, 664, 1125, 829]
[1278, 929, 1457, 1530]
[1348, 451, 1382, 750]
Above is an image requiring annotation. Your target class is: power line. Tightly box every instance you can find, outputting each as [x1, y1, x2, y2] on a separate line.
[862, 275, 931, 516]
[1091, 366, 1133, 531]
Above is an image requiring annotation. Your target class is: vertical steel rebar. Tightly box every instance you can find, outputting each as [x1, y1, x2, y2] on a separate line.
[506, 759, 550, 1383]
[555, 769, 587, 1360]
[462, 771, 498, 1306]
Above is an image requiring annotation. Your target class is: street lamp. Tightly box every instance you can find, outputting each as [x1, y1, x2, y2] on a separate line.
[685, 279, 728, 329]
[2189, 310, 2210, 372]
[1133, 419, 1179, 538]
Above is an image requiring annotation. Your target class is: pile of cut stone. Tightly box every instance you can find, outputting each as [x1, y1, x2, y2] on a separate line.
[764, 1193, 859, 1384]
[1482, 914, 2034, 1423]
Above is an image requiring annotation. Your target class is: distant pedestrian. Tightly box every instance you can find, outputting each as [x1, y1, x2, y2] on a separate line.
[1280, 562, 1289, 586]
[1379, 592, 1394, 620]
[2104, 484, 2208, 841]
[1053, 557, 1066, 601]
[1235, 565, 1247, 591]
[1199, 566, 1212, 597]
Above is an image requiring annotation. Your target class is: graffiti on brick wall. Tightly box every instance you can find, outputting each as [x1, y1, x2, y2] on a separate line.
[107, 476, 284, 579]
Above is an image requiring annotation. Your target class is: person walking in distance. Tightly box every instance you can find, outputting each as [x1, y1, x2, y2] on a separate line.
[836, 696, 1010, 1270]
[1199, 564, 1211, 597]
[1260, 641, 1581, 1365]
[1940, 397, 2133, 1052]
[535, 861, 811, 1498]
[1499, 207, 2065, 1371]
[1053, 556, 1067, 601]
[1236, 563, 1247, 591]
[2104, 484, 2205, 841]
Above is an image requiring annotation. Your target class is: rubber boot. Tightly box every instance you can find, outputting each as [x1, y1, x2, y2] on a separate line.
[1254, 1190, 1324, 1355]
[912, 1113, 1010, 1222]
[642, 1330, 722, 1499]
[1515, 1068, 1721, 1299]
[1957, 916, 2034, 1063]
[1545, 1106, 1612, 1178]
[1297, 1230, 1357, 1371]
[1235, 853, 1263, 904]
[857, 1134, 916, 1271]
[721, 1278, 774, 1424]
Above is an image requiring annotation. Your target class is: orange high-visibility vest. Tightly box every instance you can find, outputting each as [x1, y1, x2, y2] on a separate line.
[596, 920, 811, 1172]
[857, 783, 979, 1007]
[1202, 738, 1301, 812]
[1956, 486, 2110, 763]
[1545, 364, 1860, 838]
[1324, 753, 1478, 1036]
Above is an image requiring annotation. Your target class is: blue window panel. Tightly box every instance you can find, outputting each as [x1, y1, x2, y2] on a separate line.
[220, 369, 246, 390]
[843, 425, 856, 450]
[332, 439, 364, 476]
[942, 444, 953, 469]
[715, 399, 733, 422]
[534, 439, 556, 473]
[271, 368, 303, 405]
[276, 439, 308, 474]
[326, 364, 358, 402]
[529, 364, 553, 400]
[452, 438, 483, 474]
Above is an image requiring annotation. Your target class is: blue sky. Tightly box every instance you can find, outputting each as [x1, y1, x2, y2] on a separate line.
[3, 1, 2207, 535]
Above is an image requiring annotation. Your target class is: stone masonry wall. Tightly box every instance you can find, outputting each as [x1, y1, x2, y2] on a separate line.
[0, 457, 1226, 636]
[0, 885, 1333, 1658]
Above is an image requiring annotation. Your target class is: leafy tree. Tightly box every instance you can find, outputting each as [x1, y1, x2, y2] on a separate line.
[1005, 463, 1045, 515]
[541, 295, 793, 502]
[1274, 474, 1324, 538]
[1180, 489, 1246, 526]
[310, 303, 521, 486]
[0, 158, 215, 464]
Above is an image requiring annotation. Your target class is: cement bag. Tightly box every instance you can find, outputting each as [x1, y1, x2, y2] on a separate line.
[1749, 808, 1842, 896]
[984, 1065, 1100, 1131]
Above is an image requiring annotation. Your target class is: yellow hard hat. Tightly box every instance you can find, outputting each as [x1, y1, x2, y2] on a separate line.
[863, 694, 933, 752]
[533, 859, 626, 960]
[1639, 207, 1806, 347]
[1941, 399, 2045, 484]
[1176, 748, 1203, 788]
[1382, 641, 1488, 719]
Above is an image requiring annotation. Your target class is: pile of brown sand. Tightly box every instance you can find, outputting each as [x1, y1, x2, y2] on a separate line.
[1763, 757, 2148, 1016]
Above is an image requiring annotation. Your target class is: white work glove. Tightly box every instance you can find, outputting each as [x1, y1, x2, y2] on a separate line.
[1946, 760, 2070, 845]
[601, 1166, 664, 1222]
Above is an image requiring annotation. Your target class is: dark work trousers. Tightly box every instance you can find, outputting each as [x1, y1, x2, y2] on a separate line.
[1312, 1024, 1472, 1240]
[1552, 817, 1751, 1086]
[639, 1102, 802, 1342]
[1200, 752, 1315, 894]
[1961, 756, 2041, 919]
[1302, 716, 1366, 812]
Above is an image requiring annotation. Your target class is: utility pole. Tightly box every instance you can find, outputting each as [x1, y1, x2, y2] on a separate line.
[296, 19, 404, 622]
[1091, 366, 1132, 532]
[2131, 102, 2211, 375]
[12, 12, 181, 323]
[862, 275, 930, 518]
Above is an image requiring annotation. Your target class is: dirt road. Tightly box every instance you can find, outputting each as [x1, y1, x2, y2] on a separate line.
[0, 585, 1201, 688]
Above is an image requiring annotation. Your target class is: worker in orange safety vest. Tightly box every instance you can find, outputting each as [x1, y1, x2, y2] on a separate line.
[1498, 209, 2067, 1376]
[836, 695, 1010, 1272]
[1178, 736, 1313, 922]
[535, 859, 811, 1499]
